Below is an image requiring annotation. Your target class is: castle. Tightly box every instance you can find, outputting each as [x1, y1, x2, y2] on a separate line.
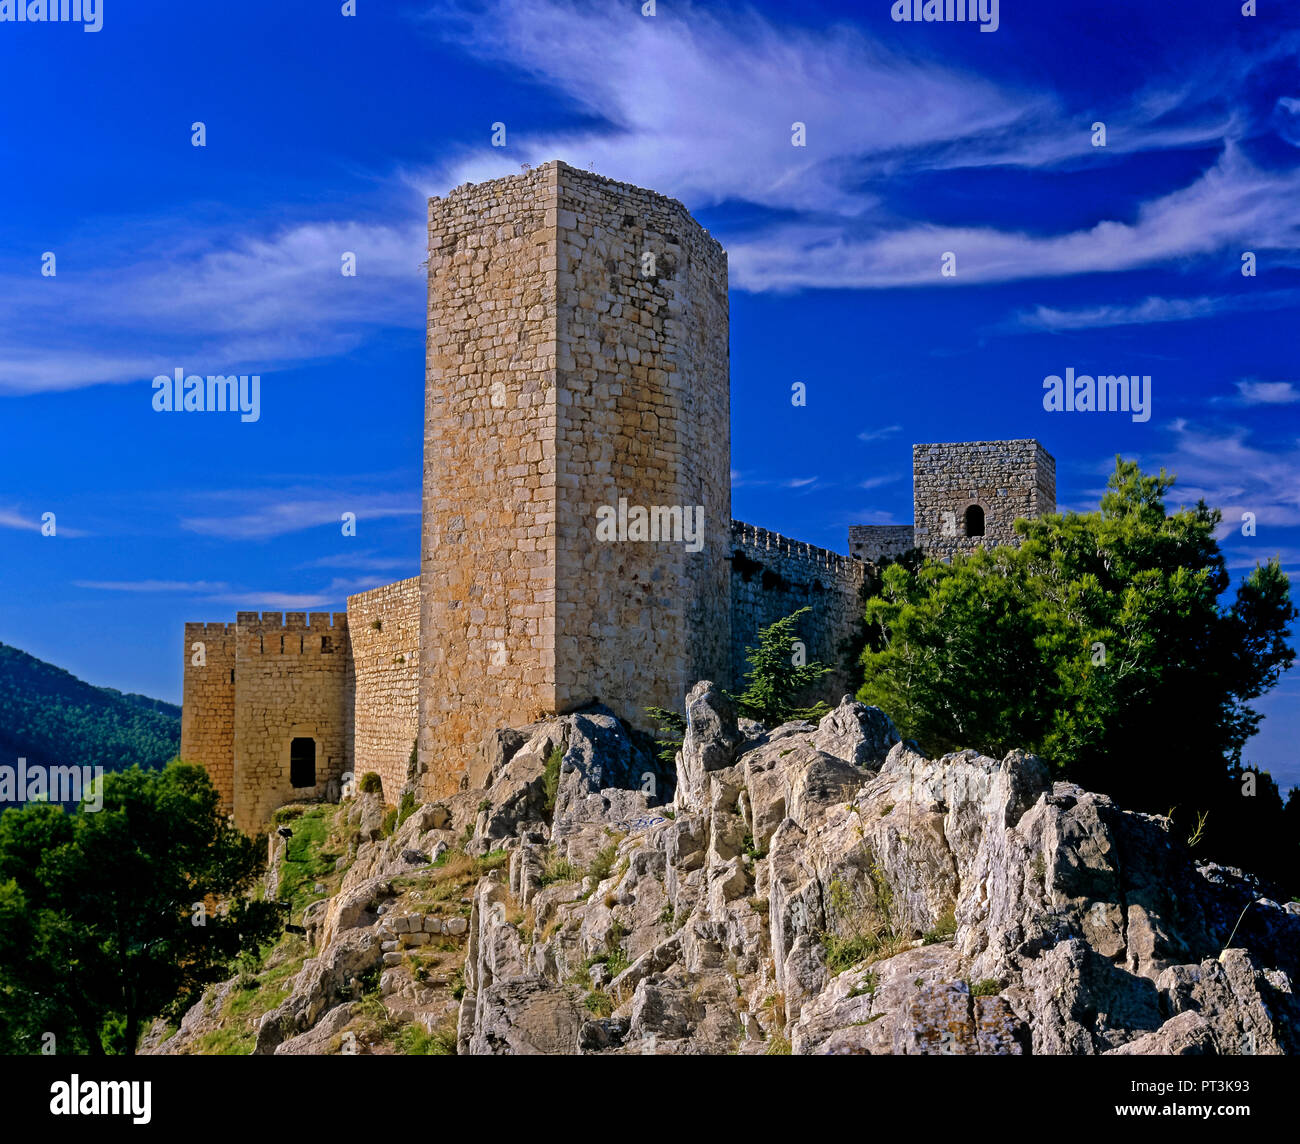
[180, 162, 1055, 834]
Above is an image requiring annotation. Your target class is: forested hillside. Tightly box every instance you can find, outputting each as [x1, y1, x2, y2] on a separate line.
[0, 642, 180, 793]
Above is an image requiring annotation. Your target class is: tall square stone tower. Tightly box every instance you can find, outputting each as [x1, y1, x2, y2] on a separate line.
[911, 439, 1056, 561]
[420, 162, 731, 797]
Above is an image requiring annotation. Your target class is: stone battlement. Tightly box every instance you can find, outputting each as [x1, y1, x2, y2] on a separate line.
[183, 621, 236, 638]
[233, 612, 348, 632]
[731, 520, 865, 582]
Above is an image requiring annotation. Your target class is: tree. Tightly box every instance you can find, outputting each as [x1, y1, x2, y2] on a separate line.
[858, 459, 1297, 884]
[730, 607, 834, 727]
[0, 762, 282, 1054]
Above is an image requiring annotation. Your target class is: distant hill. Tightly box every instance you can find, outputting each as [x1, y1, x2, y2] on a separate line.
[0, 642, 180, 792]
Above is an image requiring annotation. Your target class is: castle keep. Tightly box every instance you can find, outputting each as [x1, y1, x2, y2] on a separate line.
[419, 163, 730, 798]
[181, 162, 1056, 833]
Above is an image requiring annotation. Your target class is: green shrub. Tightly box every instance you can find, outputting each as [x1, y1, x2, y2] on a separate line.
[540, 850, 581, 886]
[605, 945, 631, 978]
[970, 978, 1003, 998]
[542, 746, 563, 817]
[396, 791, 418, 831]
[765, 1032, 792, 1055]
[588, 843, 619, 883]
[584, 990, 614, 1018]
[397, 1021, 456, 1055]
[358, 772, 383, 795]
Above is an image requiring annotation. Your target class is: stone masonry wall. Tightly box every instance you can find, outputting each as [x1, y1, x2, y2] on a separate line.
[231, 612, 351, 834]
[422, 164, 561, 799]
[348, 578, 420, 804]
[848, 524, 915, 564]
[730, 521, 868, 705]
[180, 622, 236, 814]
[912, 439, 1056, 561]
[553, 164, 731, 727]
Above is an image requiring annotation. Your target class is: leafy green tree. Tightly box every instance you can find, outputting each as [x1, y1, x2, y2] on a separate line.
[0, 762, 282, 1054]
[858, 459, 1297, 882]
[731, 607, 834, 727]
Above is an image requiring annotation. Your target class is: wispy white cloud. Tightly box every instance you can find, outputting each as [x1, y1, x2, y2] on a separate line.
[419, 0, 1250, 211]
[295, 550, 418, 572]
[203, 577, 389, 610]
[1014, 290, 1300, 332]
[0, 509, 40, 532]
[207, 591, 345, 610]
[180, 492, 420, 540]
[1018, 296, 1224, 331]
[858, 425, 902, 443]
[783, 477, 818, 489]
[1235, 380, 1299, 406]
[0, 220, 425, 395]
[859, 474, 901, 490]
[74, 580, 230, 593]
[413, 1, 1300, 292]
[0, 507, 89, 537]
[729, 147, 1300, 290]
[1140, 421, 1300, 533]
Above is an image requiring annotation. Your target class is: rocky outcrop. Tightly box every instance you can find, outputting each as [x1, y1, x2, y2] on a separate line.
[154, 686, 1300, 1056]
[452, 687, 1300, 1055]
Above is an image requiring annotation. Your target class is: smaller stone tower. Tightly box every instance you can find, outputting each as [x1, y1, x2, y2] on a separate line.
[911, 439, 1055, 560]
[230, 612, 352, 834]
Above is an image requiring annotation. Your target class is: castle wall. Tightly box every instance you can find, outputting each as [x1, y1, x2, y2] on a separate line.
[421, 164, 561, 798]
[553, 164, 731, 727]
[180, 622, 236, 813]
[912, 440, 1056, 561]
[231, 612, 351, 834]
[848, 524, 915, 564]
[730, 521, 867, 706]
[348, 578, 420, 803]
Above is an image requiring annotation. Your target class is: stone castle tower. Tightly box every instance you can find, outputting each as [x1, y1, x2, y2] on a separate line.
[180, 162, 1056, 834]
[850, 440, 1056, 564]
[419, 163, 731, 798]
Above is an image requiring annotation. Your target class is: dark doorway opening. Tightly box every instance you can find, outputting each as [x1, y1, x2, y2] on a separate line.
[963, 505, 985, 537]
[290, 738, 316, 788]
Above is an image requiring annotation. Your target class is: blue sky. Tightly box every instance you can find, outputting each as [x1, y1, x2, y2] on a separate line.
[1, 0, 1297, 784]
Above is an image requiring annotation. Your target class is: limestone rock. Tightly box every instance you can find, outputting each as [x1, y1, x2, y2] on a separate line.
[675, 682, 741, 814]
[465, 977, 586, 1055]
[813, 697, 899, 770]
